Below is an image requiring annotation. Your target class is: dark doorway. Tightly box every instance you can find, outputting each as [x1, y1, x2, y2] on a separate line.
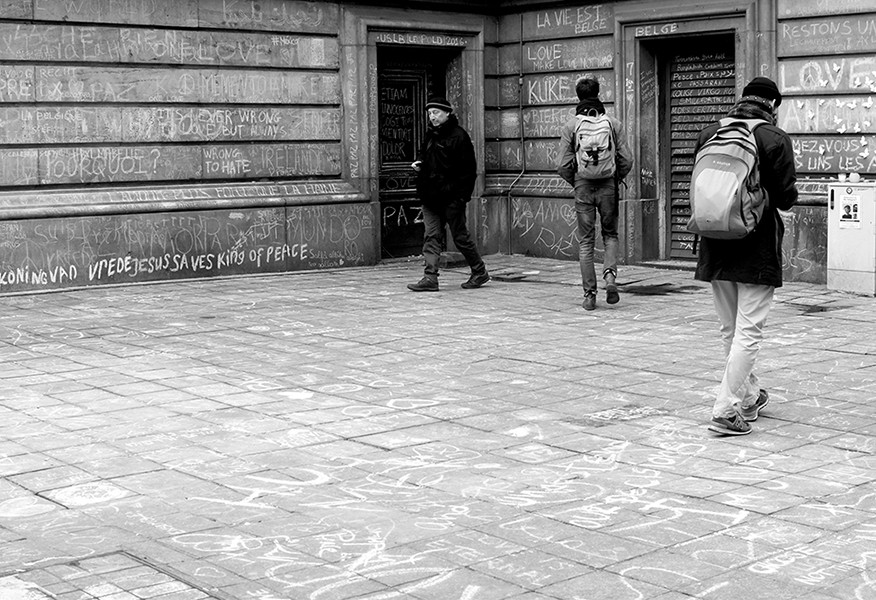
[377, 45, 459, 259]
[659, 34, 736, 259]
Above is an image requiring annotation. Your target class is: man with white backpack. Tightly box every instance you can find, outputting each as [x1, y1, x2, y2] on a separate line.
[691, 77, 798, 436]
[557, 76, 633, 311]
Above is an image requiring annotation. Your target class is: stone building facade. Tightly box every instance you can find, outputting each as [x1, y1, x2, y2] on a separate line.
[1, 0, 871, 292]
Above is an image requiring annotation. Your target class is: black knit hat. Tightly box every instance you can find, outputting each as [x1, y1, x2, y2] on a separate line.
[742, 77, 782, 107]
[425, 96, 453, 113]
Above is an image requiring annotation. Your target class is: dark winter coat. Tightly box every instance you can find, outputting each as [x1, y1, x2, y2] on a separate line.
[693, 99, 798, 288]
[415, 114, 477, 209]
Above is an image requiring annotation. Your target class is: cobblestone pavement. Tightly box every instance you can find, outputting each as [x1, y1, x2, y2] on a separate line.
[1, 256, 874, 600]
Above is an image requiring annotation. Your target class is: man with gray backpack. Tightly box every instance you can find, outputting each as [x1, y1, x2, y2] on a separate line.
[689, 77, 798, 436]
[558, 76, 633, 311]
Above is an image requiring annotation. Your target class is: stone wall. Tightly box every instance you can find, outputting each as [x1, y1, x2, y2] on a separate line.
[3, 0, 872, 292]
[0, 0, 374, 293]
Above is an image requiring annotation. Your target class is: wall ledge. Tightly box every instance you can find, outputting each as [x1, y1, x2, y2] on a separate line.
[483, 174, 571, 198]
[0, 180, 369, 220]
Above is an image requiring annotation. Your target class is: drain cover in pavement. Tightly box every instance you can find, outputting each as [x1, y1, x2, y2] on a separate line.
[0, 552, 225, 599]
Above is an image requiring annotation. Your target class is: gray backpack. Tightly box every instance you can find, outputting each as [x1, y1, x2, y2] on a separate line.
[687, 118, 767, 239]
[574, 114, 616, 180]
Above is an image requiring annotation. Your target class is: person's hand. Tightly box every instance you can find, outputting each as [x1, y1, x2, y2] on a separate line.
[411, 161, 422, 172]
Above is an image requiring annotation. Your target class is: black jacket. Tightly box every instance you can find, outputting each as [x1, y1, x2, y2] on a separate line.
[415, 114, 477, 209]
[694, 102, 798, 288]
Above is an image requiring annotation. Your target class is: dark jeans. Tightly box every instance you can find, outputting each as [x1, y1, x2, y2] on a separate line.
[574, 178, 619, 295]
[421, 200, 485, 280]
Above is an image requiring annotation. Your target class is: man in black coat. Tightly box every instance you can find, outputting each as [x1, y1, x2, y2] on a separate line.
[407, 96, 489, 292]
[695, 77, 798, 436]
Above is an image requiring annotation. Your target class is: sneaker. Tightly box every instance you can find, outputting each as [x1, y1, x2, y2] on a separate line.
[407, 277, 438, 292]
[708, 412, 752, 436]
[461, 272, 490, 289]
[740, 389, 769, 422]
[605, 273, 620, 305]
[582, 293, 596, 311]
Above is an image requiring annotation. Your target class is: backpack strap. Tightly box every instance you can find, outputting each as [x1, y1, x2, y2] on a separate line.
[572, 115, 584, 153]
[572, 114, 597, 153]
[718, 117, 765, 134]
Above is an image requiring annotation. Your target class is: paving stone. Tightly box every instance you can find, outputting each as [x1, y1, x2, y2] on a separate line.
[602, 506, 744, 549]
[539, 568, 668, 600]
[475, 513, 593, 548]
[821, 430, 876, 454]
[736, 451, 826, 474]
[540, 529, 658, 569]
[0, 452, 62, 477]
[801, 462, 876, 486]
[754, 472, 854, 499]
[42, 481, 134, 508]
[682, 569, 822, 599]
[398, 496, 517, 533]
[469, 548, 583, 590]
[490, 442, 578, 464]
[819, 571, 876, 599]
[771, 422, 853, 445]
[607, 548, 728, 589]
[76, 455, 164, 479]
[773, 501, 874, 531]
[0, 575, 59, 600]
[42, 581, 78, 596]
[721, 515, 824, 548]
[1, 257, 875, 599]
[83, 498, 214, 539]
[242, 565, 388, 599]
[707, 485, 808, 514]
[651, 475, 742, 498]
[406, 567, 527, 600]
[8, 465, 97, 493]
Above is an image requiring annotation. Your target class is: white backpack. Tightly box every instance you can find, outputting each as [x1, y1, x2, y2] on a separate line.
[574, 114, 616, 179]
[687, 118, 768, 239]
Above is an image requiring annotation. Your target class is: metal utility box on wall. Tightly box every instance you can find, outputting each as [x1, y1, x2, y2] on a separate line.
[827, 182, 876, 296]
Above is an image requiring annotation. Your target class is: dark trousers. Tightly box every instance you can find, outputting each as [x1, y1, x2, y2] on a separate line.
[421, 200, 485, 280]
[573, 178, 619, 294]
